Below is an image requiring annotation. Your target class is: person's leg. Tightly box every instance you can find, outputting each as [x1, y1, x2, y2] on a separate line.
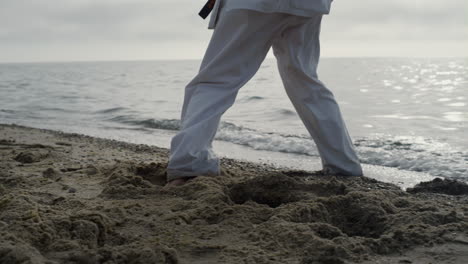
[167, 10, 288, 181]
[272, 15, 363, 176]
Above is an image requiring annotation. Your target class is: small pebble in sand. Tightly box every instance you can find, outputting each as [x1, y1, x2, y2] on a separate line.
[14, 152, 37, 163]
[42, 168, 61, 181]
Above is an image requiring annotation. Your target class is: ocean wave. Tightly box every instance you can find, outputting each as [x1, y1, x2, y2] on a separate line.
[106, 115, 320, 156]
[240, 96, 266, 101]
[0, 109, 16, 114]
[107, 115, 467, 180]
[107, 116, 181, 131]
[355, 135, 467, 181]
[37, 107, 77, 113]
[277, 109, 297, 116]
[95, 107, 128, 114]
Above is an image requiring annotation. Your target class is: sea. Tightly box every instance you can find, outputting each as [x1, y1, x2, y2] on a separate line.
[1, 58, 467, 188]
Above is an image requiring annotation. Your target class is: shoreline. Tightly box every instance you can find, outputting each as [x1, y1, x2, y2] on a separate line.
[0, 122, 442, 190]
[0, 124, 467, 263]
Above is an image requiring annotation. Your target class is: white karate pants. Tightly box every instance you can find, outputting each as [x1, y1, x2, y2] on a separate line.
[167, 9, 363, 180]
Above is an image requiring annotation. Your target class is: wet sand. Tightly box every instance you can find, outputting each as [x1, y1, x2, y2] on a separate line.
[0, 124, 467, 264]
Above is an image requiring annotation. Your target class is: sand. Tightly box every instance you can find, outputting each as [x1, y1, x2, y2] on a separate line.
[0, 124, 467, 264]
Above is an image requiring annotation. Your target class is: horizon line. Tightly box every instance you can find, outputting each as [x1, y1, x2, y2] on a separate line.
[1, 56, 467, 65]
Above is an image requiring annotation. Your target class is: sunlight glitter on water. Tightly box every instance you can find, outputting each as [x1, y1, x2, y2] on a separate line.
[443, 112, 465, 122]
[438, 98, 451, 102]
[447, 102, 466, 107]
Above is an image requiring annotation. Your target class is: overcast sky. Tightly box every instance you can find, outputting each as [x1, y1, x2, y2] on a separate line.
[1, 0, 467, 63]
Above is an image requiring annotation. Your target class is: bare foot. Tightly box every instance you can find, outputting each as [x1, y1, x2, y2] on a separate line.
[165, 176, 197, 187]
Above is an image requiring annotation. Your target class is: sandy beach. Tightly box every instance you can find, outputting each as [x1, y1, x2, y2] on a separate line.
[0, 124, 467, 264]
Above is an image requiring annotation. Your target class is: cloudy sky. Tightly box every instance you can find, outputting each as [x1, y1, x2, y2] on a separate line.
[1, 0, 467, 62]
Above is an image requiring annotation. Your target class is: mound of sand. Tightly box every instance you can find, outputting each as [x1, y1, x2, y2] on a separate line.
[0, 124, 467, 264]
[407, 178, 468, 196]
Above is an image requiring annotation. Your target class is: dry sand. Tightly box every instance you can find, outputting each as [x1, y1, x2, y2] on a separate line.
[0, 124, 467, 264]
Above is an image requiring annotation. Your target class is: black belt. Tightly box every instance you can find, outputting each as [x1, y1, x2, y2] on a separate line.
[199, 0, 216, 19]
